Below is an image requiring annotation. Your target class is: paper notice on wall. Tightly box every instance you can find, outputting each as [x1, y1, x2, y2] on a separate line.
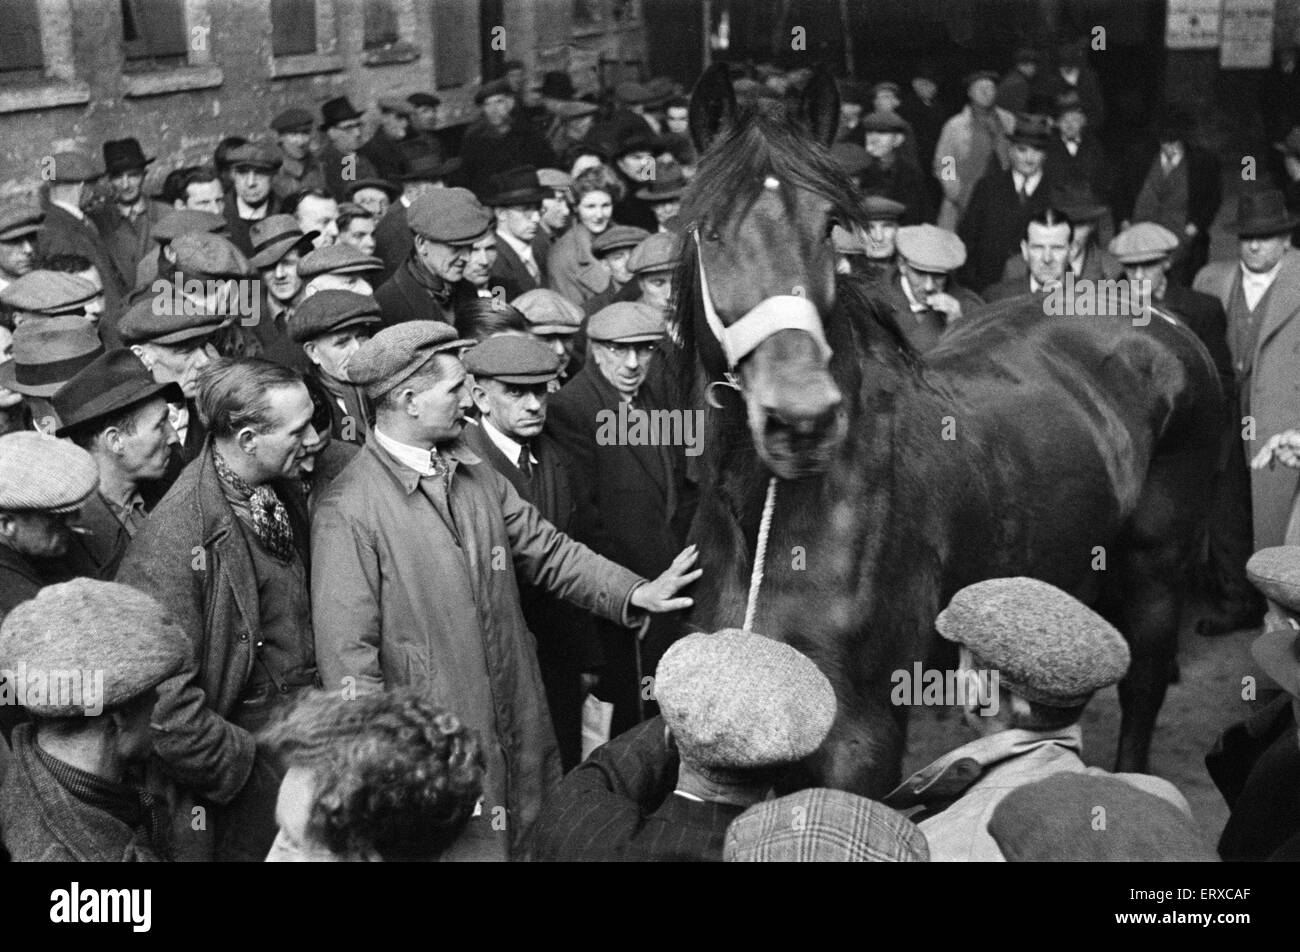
[1166, 0, 1223, 49]
[1220, 0, 1276, 68]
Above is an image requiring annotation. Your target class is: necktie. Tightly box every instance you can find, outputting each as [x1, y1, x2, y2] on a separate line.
[524, 255, 540, 283]
[517, 444, 534, 480]
[1017, 179, 1027, 203]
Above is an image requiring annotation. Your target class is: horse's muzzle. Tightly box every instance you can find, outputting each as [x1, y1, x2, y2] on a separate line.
[752, 372, 845, 479]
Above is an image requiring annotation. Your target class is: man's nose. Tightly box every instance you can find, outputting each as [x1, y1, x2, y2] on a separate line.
[522, 392, 542, 412]
[301, 423, 322, 449]
[623, 350, 641, 369]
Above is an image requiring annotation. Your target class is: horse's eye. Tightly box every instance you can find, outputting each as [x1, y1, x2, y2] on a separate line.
[706, 228, 722, 243]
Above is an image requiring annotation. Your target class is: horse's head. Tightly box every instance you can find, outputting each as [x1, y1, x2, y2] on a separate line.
[678, 64, 862, 479]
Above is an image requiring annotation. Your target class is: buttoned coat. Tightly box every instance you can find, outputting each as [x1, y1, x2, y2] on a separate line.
[1194, 250, 1300, 550]
[958, 166, 1058, 292]
[310, 433, 644, 858]
[547, 224, 610, 305]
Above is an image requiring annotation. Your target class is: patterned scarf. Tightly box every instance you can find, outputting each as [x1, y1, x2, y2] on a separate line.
[212, 447, 296, 562]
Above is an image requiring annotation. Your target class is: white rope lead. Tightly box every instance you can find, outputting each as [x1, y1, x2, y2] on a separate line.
[743, 476, 779, 632]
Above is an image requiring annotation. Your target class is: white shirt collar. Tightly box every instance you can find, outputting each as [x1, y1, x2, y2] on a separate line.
[236, 195, 269, 221]
[1242, 259, 1284, 287]
[479, 418, 536, 468]
[1059, 66, 1080, 85]
[374, 427, 439, 477]
[898, 272, 928, 312]
[52, 199, 86, 222]
[1012, 170, 1042, 196]
[496, 228, 537, 264]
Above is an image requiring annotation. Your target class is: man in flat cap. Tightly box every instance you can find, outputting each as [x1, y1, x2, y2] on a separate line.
[248, 214, 316, 372]
[460, 80, 556, 195]
[117, 357, 322, 861]
[548, 302, 693, 737]
[318, 96, 379, 202]
[537, 168, 574, 246]
[583, 224, 651, 317]
[872, 223, 980, 353]
[636, 165, 685, 234]
[132, 206, 227, 303]
[345, 177, 401, 221]
[0, 270, 102, 329]
[0, 316, 104, 434]
[52, 351, 181, 580]
[461, 334, 600, 770]
[485, 166, 551, 300]
[0, 200, 42, 295]
[850, 194, 907, 282]
[401, 92, 450, 170]
[512, 288, 583, 382]
[270, 107, 326, 203]
[529, 630, 836, 861]
[291, 289, 380, 445]
[311, 321, 700, 859]
[90, 138, 169, 299]
[360, 95, 412, 182]
[297, 242, 382, 299]
[371, 155, 462, 282]
[883, 577, 1191, 861]
[0, 579, 187, 861]
[933, 72, 1015, 231]
[37, 149, 128, 318]
[546, 99, 599, 159]
[374, 187, 495, 327]
[221, 143, 283, 257]
[627, 231, 680, 314]
[725, 788, 929, 862]
[859, 110, 932, 223]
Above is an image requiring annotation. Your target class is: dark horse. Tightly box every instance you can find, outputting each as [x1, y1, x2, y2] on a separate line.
[669, 65, 1223, 796]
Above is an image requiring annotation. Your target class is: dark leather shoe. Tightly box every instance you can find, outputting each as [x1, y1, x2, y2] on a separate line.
[1195, 603, 1265, 637]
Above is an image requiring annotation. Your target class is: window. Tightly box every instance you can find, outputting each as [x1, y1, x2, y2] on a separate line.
[0, 0, 45, 80]
[434, 0, 477, 87]
[0, 0, 90, 113]
[271, 0, 318, 57]
[121, 0, 188, 70]
[364, 0, 400, 50]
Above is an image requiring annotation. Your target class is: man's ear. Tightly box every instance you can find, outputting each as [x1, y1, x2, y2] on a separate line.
[302, 340, 321, 367]
[236, 426, 259, 455]
[129, 344, 151, 370]
[468, 377, 491, 415]
[1021, 240, 1031, 263]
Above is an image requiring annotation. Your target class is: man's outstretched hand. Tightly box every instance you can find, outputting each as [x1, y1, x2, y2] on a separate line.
[630, 545, 702, 614]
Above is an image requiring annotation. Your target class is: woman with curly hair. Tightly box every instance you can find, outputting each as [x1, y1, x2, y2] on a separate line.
[260, 689, 486, 862]
[546, 164, 625, 306]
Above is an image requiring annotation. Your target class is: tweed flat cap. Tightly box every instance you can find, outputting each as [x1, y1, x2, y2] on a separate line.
[291, 289, 383, 343]
[862, 195, 906, 222]
[225, 142, 282, 172]
[0, 271, 98, 316]
[0, 432, 98, 513]
[271, 106, 315, 133]
[407, 188, 494, 243]
[117, 295, 231, 346]
[896, 224, 966, 273]
[0, 201, 44, 241]
[377, 94, 413, 116]
[725, 788, 930, 862]
[591, 225, 650, 257]
[171, 232, 251, 280]
[987, 773, 1215, 862]
[1247, 547, 1300, 612]
[475, 78, 513, 104]
[0, 317, 104, 398]
[832, 224, 864, 255]
[627, 232, 680, 275]
[587, 302, 665, 343]
[347, 321, 473, 398]
[655, 629, 836, 780]
[249, 214, 316, 269]
[463, 333, 560, 384]
[512, 288, 583, 334]
[297, 243, 383, 280]
[537, 168, 574, 192]
[830, 142, 870, 176]
[861, 110, 908, 133]
[1108, 222, 1179, 265]
[936, 577, 1130, 707]
[0, 579, 187, 717]
[47, 150, 103, 183]
[153, 208, 226, 243]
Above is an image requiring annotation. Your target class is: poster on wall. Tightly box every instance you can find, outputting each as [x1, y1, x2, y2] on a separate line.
[1220, 0, 1276, 68]
[1166, 0, 1222, 49]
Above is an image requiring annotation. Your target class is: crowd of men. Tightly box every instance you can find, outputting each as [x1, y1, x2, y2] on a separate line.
[1, 42, 1299, 863]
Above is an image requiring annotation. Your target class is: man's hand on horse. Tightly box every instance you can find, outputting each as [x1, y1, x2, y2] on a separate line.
[927, 292, 963, 323]
[630, 545, 702, 614]
[1251, 430, 1300, 470]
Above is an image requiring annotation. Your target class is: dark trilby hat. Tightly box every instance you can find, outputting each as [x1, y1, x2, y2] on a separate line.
[1009, 113, 1052, 149]
[103, 138, 153, 175]
[474, 78, 514, 105]
[1236, 188, 1300, 239]
[401, 154, 461, 182]
[321, 96, 364, 128]
[249, 214, 317, 269]
[636, 165, 686, 203]
[480, 166, 549, 207]
[1049, 180, 1109, 224]
[53, 349, 183, 438]
[538, 71, 576, 100]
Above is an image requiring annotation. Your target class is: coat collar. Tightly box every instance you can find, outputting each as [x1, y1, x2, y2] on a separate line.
[1255, 249, 1300, 354]
[363, 429, 481, 495]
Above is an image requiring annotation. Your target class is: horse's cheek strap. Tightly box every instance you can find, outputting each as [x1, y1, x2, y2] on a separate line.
[724, 296, 833, 366]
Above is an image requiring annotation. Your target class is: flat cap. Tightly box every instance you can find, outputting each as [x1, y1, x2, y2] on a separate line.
[290, 289, 383, 343]
[0, 271, 98, 317]
[553, 100, 599, 120]
[862, 195, 906, 221]
[830, 142, 870, 176]
[117, 294, 231, 346]
[153, 208, 226, 243]
[832, 224, 864, 255]
[587, 302, 665, 343]
[591, 225, 650, 257]
[474, 78, 514, 104]
[463, 333, 560, 384]
[627, 231, 680, 275]
[656, 630, 836, 780]
[1251, 623, 1300, 699]
[344, 178, 402, 203]
[0, 579, 187, 718]
[725, 789, 930, 862]
[271, 106, 315, 133]
[861, 110, 908, 133]
[377, 94, 413, 116]
[347, 321, 473, 398]
[407, 187, 494, 243]
[0, 317, 104, 398]
[1247, 547, 1300, 611]
[47, 149, 103, 183]
[170, 232, 251, 281]
[225, 142, 282, 172]
[936, 577, 1130, 707]
[511, 288, 583, 334]
[0, 201, 44, 241]
[537, 168, 574, 191]
[249, 214, 316, 269]
[895, 224, 966, 272]
[297, 242, 383, 280]
[1108, 222, 1179, 264]
[0, 432, 98, 514]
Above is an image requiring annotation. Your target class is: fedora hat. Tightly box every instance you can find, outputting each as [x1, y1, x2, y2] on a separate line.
[248, 214, 318, 269]
[538, 71, 576, 100]
[321, 96, 364, 129]
[480, 166, 549, 207]
[1009, 113, 1052, 149]
[103, 138, 153, 176]
[0, 317, 104, 398]
[636, 165, 686, 203]
[1236, 189, 1300, 239]
[1049, 180, 1109, 224]
[53, 350, 183, 438]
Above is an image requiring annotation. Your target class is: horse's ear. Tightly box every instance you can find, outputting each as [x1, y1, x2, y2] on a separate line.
[799, 66, 841, 148]
[689, 63, 739, 155]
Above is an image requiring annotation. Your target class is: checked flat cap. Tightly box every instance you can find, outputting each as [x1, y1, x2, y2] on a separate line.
[407, 188, 494, 243]
[225, 142, 282, 173]
[0, 432, 98, 514]
[297, 242, 383, 280]
[725, 789, 930, 862]
[895, 224, 966, 273]
[1108, 222, 1179, 265]
[347, 321, 473, 398]
[511, 288, 582, 334]
[462, 333, 559, 384]
[271, 107, 315, 133]
[291, 289, 383, 343]
[170, 232, 251, 280]
[936, 577, 1130, 707]
[0, 271, 99, 317]
[586, 302, 665, 343]
[47, 149, 103, 183]
[0, 579, 187, 718]
[655, 629, 836, 781]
